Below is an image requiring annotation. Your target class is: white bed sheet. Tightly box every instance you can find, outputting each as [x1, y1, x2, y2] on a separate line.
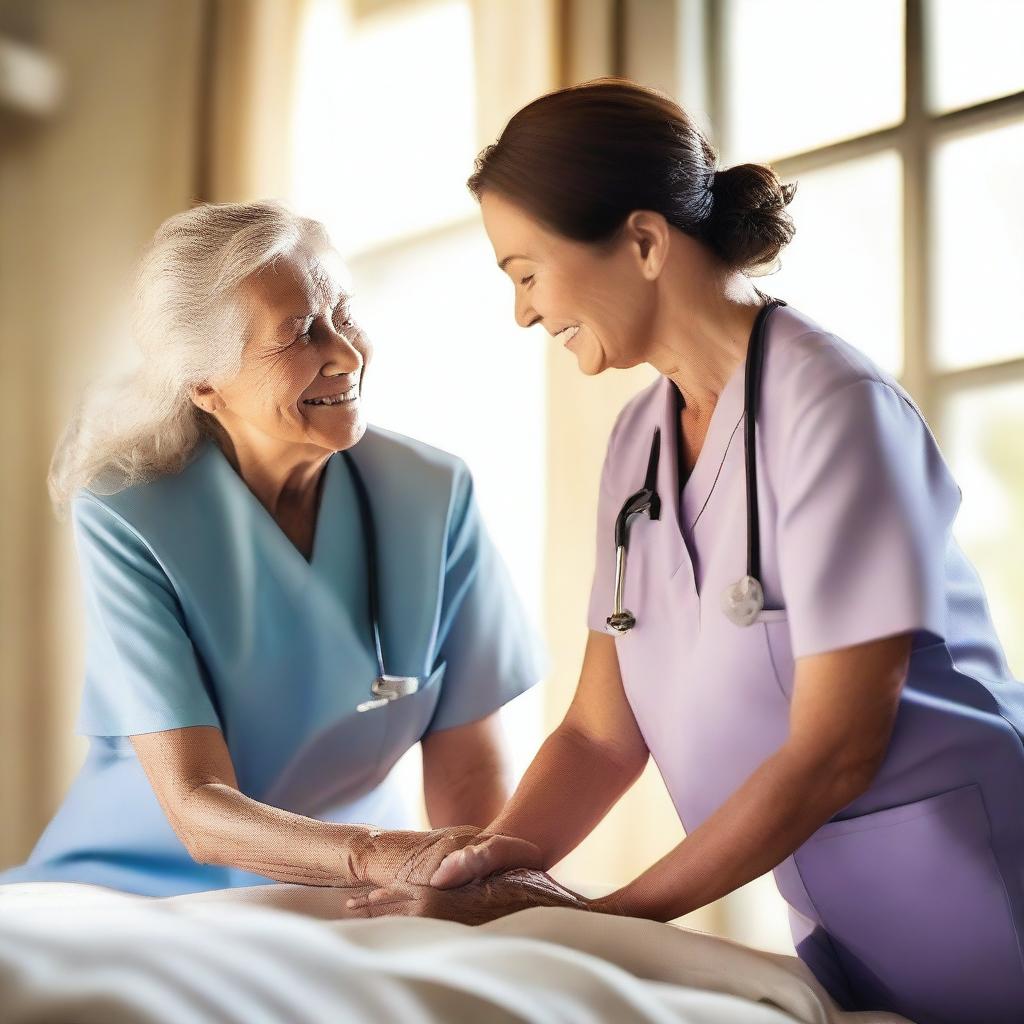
[0, 882, 912, 1024]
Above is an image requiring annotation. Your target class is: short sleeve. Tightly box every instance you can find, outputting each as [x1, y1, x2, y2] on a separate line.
[776, 379, 962, 659]
[423, 465, 546, 734]
[72, 496, 223, 737]
[586, 426, 623, 634]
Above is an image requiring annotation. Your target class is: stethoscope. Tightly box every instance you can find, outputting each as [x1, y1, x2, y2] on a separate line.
[606, 293, 787, 633]
[340, 450, 423, 712]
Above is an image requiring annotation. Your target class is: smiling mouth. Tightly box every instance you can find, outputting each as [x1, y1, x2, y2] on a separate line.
[302, 384, 359, 406]
[554, 324, 580, 345]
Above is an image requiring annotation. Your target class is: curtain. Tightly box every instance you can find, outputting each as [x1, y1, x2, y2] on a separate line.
[200, 0, 311, 203]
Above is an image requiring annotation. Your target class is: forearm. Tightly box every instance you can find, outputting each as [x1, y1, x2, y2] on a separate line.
[421, 711, 516, 829]
[609, 744, 871, 922]
[485, 724, 646, 869]
[180, 783, 372, 886]
[425, 763, 511, 829]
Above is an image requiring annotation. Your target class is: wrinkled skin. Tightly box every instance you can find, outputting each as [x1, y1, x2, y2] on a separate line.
[350, 824, 548, 890]
[349, 825, 487, 888]
[425, 830, 545, 889]
[344, 867, 623, 925]
[347, 826, 629, 925]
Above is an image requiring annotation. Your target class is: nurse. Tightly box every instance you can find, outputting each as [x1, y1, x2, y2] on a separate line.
[350, 80, 1024, 1023]
[0, 199, 545, 898]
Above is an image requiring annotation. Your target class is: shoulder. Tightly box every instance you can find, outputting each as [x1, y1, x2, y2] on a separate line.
[355, 424, 468, 479]
[349, 424, 473, 518]
[73, 440, 215, 541]
[762, 303, 927, 438]
[69, 489, 173, 592]
[760, 304, 958, 501]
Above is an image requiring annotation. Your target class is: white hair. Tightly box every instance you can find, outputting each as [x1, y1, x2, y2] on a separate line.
[48, 199, 333, 519]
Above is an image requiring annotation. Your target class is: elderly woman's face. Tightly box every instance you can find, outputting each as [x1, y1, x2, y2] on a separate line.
[480, 190, 658, 376]
[211, 249, 371, 452]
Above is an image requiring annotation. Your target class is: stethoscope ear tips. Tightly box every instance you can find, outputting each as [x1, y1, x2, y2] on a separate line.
[606, 610, 637, 633]
[721, 575, 764, 627]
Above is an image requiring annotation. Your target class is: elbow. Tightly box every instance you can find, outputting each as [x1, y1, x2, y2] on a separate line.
[424, 768, 511, 830]
[834, 735, 890, 799]
[170, 785, 221, 866]
[186, 833, 223, 867]
[176, 816, 217, 866]
[831, 760, 879, 806]
[783, 741, 882, 808]
[559, 722, 648, 781]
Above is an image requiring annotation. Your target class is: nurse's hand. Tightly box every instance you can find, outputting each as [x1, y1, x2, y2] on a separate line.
[426, 831, 545, 889]
[343, 867, 615, 926]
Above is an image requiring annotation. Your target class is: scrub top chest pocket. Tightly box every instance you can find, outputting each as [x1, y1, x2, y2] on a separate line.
[371, 660, 448, 773]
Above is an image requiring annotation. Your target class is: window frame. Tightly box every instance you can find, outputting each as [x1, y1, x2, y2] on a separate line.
[614, 0, 1024, 432]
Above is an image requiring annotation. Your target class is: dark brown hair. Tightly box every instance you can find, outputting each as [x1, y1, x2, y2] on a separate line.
[467, 78, 797, 275]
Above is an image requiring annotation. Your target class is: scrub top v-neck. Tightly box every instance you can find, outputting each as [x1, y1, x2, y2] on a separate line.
[586, 302, 1024, 1024]
[673, 386, 692, 497]
[0, 426, 543, 896]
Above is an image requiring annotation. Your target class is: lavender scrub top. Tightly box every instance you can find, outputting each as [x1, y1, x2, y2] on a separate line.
[0, 426, 543, 896]
[587, 301, 1024, 1023]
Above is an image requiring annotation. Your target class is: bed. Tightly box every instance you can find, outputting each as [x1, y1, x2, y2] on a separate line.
[0, 880, 912, 1023]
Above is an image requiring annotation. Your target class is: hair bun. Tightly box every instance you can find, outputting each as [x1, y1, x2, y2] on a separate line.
[705, 163, 797, 274]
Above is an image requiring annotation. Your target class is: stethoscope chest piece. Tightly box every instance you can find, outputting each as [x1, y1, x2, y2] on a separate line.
[721, 574, 764, 627]
[356, 674, 420, 713]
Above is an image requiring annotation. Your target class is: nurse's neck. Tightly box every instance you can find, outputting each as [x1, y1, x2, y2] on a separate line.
[645, 266, 765, 423]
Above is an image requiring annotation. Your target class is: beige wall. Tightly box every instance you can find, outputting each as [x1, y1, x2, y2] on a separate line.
[0, 0, 204, 864]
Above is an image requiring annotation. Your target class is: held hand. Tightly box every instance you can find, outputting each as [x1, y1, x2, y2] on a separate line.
[349, 824, 485, 888]
[344, 867, 622, 926]
[426, 832, 545, 889]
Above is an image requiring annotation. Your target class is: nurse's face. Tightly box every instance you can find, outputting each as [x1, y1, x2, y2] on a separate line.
[200, 249, 372, 452]
[480, 189, 659, 376]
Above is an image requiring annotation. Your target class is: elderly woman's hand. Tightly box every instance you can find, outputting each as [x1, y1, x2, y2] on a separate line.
[348, 825, 542, 890]
[343, 867, 626, 926]
[347, 825, 544, 891]
[347, 825, 478, 887]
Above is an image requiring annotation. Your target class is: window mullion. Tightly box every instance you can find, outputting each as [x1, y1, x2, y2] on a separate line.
[902, 0, 934, 425]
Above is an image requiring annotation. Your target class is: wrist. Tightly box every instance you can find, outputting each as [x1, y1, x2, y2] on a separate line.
[332, 822, 377, 882]
[484, 820, 548, 868]
[590, 888, 634, 917]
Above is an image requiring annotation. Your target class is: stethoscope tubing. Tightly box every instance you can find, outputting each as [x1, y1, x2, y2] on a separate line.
[607, 293, 786, 633]
[341, 449, 422, 710]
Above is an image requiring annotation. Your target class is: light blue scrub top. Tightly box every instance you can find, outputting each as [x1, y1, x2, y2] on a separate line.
[0, 427, 543, 895]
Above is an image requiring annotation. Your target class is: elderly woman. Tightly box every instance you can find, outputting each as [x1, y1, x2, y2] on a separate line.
[0, 200, 546, 898]
[348, 79, 1024, 1024]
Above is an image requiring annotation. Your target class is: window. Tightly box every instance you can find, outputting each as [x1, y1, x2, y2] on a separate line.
[925, 0, 1024, 114]
[719, 0, 905, 162]
[697, 0, 1024, 683]
[765, 150, 904, 376]
[292, 0, 478, 254]
[932, 119, 1024, 370]
[290, 0, 546, 814]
